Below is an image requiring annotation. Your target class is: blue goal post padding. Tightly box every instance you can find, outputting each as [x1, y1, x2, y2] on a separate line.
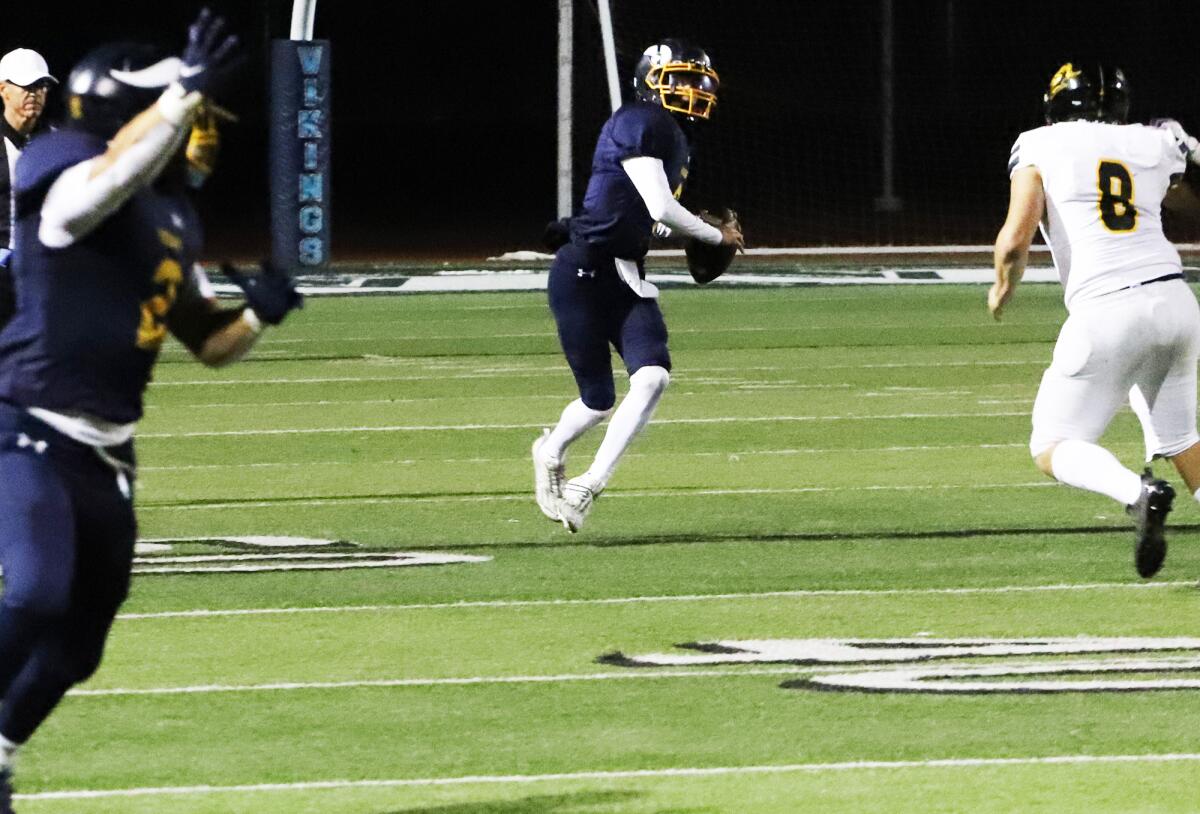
[269, 39, 332, 270]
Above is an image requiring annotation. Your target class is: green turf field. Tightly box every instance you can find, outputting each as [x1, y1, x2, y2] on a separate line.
[16, 283, 1200, 813]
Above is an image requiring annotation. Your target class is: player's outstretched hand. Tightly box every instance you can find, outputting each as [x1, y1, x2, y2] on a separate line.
[222, 261, 304, 326]
[178, 7, 241, 97]
[1152, 118, 1200, 165]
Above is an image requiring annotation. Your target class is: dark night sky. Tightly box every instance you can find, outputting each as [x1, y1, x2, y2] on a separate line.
[3, 1, 1199, 259]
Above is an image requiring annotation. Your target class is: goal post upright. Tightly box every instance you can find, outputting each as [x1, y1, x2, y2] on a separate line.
[269, 0, 332, 270]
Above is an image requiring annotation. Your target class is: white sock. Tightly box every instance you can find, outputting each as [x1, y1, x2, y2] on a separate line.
[544, 399, 611, 461]
[0, 733, 19, 769]
[1049, 439, 1143, 506]
[584, 366, 670, 491]
[1193, 487, 1200, 504]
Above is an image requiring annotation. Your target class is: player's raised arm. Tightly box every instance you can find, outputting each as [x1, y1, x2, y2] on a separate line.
[990, 166, 1045, 320]
[37, 9, 238, 248]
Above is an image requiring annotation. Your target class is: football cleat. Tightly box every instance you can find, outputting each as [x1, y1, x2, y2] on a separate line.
[532, 430, 565, 522]
[1127, 470, 1175, 579]
[0, 766, 14, 814]
[559, 475, 601, 534]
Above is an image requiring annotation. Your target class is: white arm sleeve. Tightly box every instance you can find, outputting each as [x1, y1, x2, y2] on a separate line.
[621, 155, 724, 245]
[38, 88, 197, 249]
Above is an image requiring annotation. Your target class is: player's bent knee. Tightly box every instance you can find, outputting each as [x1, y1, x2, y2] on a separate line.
[579, 385, 616, 413]
[3, 582, 72, 620]
[630, 365, 670, 397]
[1031, 441, 1058, 478]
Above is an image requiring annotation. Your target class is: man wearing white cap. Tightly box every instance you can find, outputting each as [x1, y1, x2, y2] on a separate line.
[0, 48, 55, 327]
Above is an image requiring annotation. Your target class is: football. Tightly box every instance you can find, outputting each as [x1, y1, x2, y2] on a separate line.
[686, 209, 740, 284]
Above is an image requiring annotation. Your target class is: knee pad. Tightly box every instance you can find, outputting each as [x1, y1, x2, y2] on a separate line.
[630, 365, 670, 397]
[579, 381, 617, 412]
[3, 579, 71, 620]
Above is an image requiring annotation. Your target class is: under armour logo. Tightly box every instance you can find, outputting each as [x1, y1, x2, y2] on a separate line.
[16, 433, 47, 454]
[577, 268, 595, 278]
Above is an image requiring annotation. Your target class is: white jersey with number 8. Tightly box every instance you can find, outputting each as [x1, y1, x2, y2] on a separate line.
[1009, 119, 1189, 310]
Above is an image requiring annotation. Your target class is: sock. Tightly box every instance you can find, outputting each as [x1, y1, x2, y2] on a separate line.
[544, 399, 611, 461]
[584, 366, 670, 491]
[1050, 439, 1143, 506]
[1193, 487, 1200, 504]
[0, 733, 17, 769]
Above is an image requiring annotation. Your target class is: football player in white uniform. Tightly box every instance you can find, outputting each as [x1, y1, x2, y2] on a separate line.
[990, 62, 1200, 578]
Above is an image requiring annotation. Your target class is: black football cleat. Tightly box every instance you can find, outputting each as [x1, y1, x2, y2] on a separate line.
[0, 766, 14, 814]
[1127, 470, 1175, 579]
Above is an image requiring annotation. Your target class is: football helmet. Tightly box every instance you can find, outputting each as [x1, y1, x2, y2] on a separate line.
[632, 39, 719, 122]
[65, 42, 182, 138]
[1043, 62, 1130, 125]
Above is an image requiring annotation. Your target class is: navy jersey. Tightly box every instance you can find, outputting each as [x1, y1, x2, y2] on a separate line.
[0, 129, 202, 424]
[570, 101, 691, 260]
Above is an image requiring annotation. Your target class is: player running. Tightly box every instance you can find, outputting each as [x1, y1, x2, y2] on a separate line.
[0, 10, 302, 808]
[990, 62, 1200, 578]
[532, 39, 744, 533]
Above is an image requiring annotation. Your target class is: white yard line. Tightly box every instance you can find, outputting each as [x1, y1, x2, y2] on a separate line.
[137, 480, 1060, 511]
[138, 443, 1031, 472]
[116, 580, 1188, 621]
[137, 411, 1029, 439]
[68, 667, 815, 697]
[19, 753, 1200, 800]
[148, 359, 1050, 387]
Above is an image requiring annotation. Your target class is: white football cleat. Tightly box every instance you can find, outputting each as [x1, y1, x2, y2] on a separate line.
[532, 430, 565, 521]
[559, 475, 602, 534]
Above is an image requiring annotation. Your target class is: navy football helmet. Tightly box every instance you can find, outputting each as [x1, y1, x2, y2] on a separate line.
[632, 39, 719, 122]
[64, 42, 182, 138]
[1043, 62, 1130, 125]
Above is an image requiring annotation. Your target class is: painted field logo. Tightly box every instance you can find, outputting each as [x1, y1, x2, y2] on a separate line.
[133, 536, 490, 575]
[599, 638, 1200, 694]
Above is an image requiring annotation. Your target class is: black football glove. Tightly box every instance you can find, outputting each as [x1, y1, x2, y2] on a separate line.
[221, 261, 303, 326]
[178, 8, 241, 97]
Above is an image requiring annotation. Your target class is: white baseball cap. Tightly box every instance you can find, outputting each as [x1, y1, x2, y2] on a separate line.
[0, 49, 56, 86]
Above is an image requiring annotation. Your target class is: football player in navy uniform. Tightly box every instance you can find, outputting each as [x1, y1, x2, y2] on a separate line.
[0, 10, 301, 807]
[532, 40, 744, 532]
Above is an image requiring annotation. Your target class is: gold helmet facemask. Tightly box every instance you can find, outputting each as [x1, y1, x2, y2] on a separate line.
[643, 60, 720, 120]
[185, 103, 237, 188]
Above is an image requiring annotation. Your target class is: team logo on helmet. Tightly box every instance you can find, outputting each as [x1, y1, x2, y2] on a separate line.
[1047, 62, 1082, 99]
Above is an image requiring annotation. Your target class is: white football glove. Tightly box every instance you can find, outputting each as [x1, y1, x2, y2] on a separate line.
[1152, 118, 1200, 165]
[652, 221, 673, 239]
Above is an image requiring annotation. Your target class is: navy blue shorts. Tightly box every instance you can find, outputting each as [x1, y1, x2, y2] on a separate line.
[548, 244, 671, 411]
[0, 402, 135, 620]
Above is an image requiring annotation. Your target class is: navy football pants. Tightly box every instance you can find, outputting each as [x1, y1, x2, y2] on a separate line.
[0, 403, 135, 744]
[548, 245, 671, 411]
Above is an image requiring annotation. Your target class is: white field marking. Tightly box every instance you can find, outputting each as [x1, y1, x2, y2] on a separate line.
[144, 395, 571, 411]
[114, 580, 1190, 621]
[18, 753, 1200, 801]
[137, 480, 1060, 512]
[67, 667, 819, 698]
[211, 321, 1063, 343]
[145, 383, 1030, 411]
[137, 442, 1031, 473]
[136, 411, 1029, 439]
[147, 359, 1050, 387]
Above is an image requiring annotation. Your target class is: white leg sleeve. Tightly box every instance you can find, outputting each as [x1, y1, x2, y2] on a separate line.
[1050, 439, 1143, 506]
[544, 399, 611, 461]
[584, 365, 670, 491]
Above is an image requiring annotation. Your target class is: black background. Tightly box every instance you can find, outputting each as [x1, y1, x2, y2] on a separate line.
[3, 1, 1198, 260]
